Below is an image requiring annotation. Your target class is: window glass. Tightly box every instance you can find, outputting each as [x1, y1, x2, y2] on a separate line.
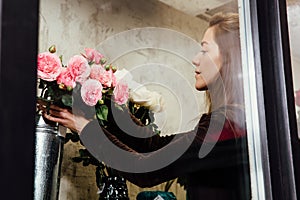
[37, 0, 252, 199]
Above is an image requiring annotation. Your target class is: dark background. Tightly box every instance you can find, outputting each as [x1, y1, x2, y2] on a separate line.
[0, 0, 38, 199]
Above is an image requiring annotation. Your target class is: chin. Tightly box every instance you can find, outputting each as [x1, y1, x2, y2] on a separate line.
[195, 84, 208, 91]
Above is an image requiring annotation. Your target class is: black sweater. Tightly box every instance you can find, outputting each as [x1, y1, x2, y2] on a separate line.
[80, 107, 250, 200]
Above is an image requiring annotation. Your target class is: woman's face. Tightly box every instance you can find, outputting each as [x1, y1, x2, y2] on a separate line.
[192, 27, 222, 91]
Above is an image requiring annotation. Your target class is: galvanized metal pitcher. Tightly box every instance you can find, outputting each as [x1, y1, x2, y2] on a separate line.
[34, 114, 66, 200]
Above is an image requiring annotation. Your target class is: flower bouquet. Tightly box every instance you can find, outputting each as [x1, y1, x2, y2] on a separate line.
[37, 45, 129, 125]
[37, 45, 164, 199]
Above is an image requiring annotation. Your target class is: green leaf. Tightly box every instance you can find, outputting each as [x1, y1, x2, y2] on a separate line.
[107, 88, 114, 96]
[64, 131, 80, 143]
[62, 94, 73, 107]
[38, 81, 45, 89]
[59, 55, 63, 63]
[177, 176, 188, 190]
[96, 105, 108, 121]
[64, 133, 72, 143]
[70, 136, 80, 143]
[44, 90, 49, 99]
[82, 159, 90, 166]
[79, 149, 89, 157]
[89, 156, 101, 166]
[72, 157, 83, 163]
[114, 103, 124, 111]
[47, 87, 54, 97]
[70, 132, 80, 143]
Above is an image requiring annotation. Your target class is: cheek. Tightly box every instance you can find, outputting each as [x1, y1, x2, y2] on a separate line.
[200, 58, 221, 84]
[202, 67, 220, 81]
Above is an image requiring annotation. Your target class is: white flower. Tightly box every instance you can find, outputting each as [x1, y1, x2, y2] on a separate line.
[115, 69, 165, 112]
[130, 86, 164, 113]
[114, 69, 142, 89]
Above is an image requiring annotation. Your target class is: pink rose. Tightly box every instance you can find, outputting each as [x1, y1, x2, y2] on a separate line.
[56, 68, 76, 88]
[90, 65, 105, 79]
[81, 79, 103, 106]
[68, 55, 90, 84]
[84, 48, 104, 64]
[101, 70, 116, 87]
[295, 89, 300, 107]
[37, 52, 62, 81]
[90, 66, 115, 88]
[113, 81, 129, 105]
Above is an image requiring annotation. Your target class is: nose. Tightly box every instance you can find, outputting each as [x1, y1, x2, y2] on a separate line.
[192, 53, 201, 67]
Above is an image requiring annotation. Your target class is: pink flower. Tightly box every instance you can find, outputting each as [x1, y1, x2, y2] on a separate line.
[84, 48, 104, 64]
[295, 89, 300, 107]
[113, 81, 129, 105]
[90, 65, 105, 79]
[101, 70, 116, 87]
[81, 79, 103, 106]
[90, 66, 115, 88]
[112, 74, 117, 87]
[57, 68, 76, 88]
[68, 55, 90, 84]
[37, 52, 62, 81]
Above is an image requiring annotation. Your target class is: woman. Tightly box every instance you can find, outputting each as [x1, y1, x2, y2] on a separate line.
[41, 12, 250, 200]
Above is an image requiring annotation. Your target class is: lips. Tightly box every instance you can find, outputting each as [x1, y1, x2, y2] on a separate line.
[195, 71, 201, 78]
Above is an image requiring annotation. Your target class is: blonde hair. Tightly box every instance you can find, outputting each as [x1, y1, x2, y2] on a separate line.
[206, 12, 245, 128]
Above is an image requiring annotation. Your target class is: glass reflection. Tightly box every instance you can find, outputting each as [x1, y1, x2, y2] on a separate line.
[37, 0, 250, 199]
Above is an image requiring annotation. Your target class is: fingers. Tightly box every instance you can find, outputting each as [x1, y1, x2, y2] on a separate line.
[36, 99, 51, 114]
[43, 111, 80, 133]
[37, 99, 72, 114]
[37, 104, 46, 112]
[37, 98, 49, 106]
[48, 109, 65, 118]
[43, 112, 66, 124]
[37, 101, 73, 123]
[40, 104, 90, 133]
[49, 104, 71, 112]
[48, 108, 73, 120]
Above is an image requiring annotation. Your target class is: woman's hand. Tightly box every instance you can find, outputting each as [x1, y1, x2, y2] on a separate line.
[37, 99, 91, 134]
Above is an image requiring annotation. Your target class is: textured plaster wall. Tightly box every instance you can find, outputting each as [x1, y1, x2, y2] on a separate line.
[38, 0, 208, 199]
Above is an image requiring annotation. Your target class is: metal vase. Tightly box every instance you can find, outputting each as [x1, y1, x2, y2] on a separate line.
[34, 114, 65, 200]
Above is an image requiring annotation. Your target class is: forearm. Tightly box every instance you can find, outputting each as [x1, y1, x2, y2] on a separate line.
[79, 120, 184, 187]
[79, 110, 248, 188]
